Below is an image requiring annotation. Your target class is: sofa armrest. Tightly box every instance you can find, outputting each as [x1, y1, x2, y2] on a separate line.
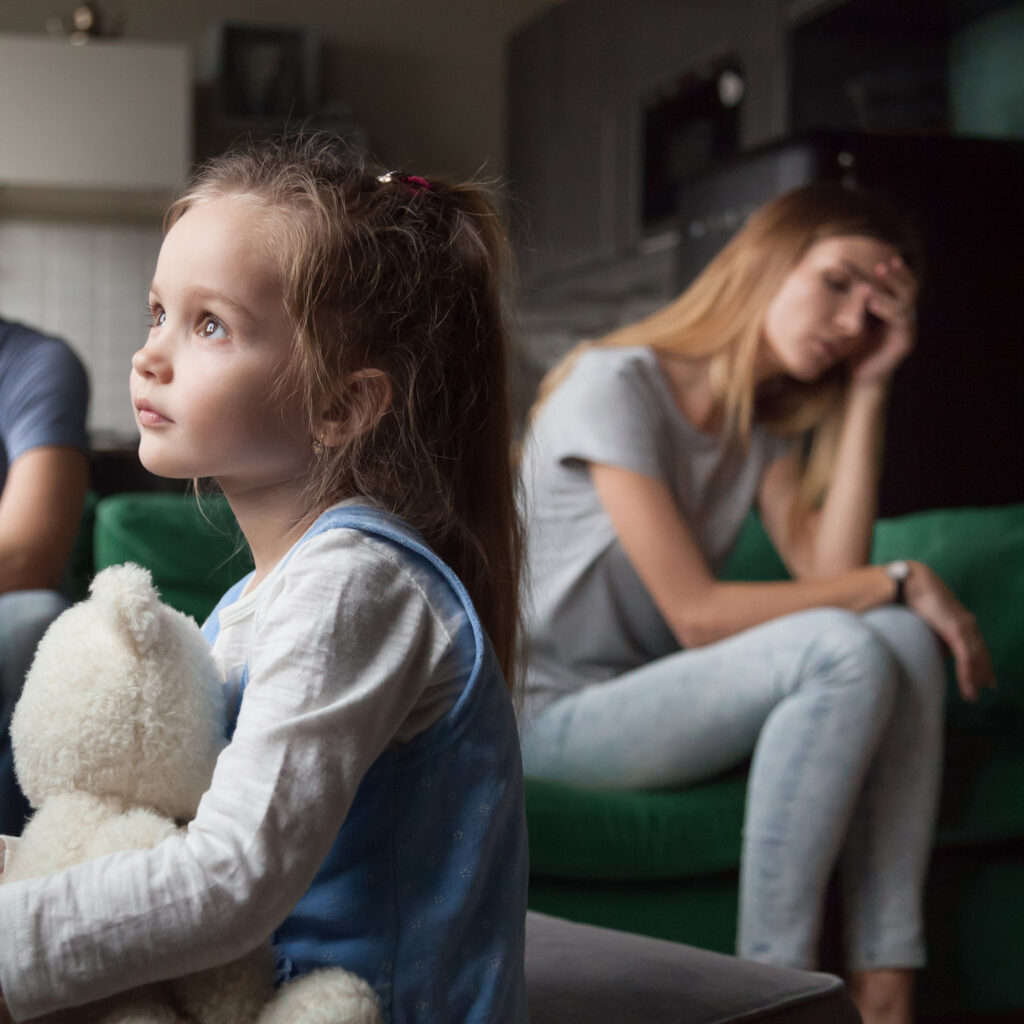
[93, 492, 252, 622]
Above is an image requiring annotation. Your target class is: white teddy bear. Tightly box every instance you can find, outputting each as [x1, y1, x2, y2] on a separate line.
[1, 563, 381, 1024]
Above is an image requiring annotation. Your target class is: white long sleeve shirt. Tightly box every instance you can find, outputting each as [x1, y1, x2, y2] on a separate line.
[0, 523, 471, 1020]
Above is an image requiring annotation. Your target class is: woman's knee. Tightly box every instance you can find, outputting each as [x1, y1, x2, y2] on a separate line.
[797, 608, 900, 708]
[862, 605, 946, 701]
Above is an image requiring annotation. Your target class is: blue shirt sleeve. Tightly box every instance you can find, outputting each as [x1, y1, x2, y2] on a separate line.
[0, 321, 90, 479]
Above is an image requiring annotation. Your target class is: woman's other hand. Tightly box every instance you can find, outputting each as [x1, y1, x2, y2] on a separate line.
[848, 255, 918, 388]
[903, 561, 995, 702]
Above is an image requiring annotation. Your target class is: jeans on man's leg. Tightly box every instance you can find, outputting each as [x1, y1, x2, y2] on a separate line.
[0, 590, 69, 836]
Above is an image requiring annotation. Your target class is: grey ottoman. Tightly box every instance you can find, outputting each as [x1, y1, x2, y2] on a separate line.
[526, 912, 860, 1023]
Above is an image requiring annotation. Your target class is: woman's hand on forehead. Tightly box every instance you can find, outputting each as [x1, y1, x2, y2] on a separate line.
[847, 254, 918, 388]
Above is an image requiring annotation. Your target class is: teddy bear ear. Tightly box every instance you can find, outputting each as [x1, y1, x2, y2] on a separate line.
[88, 563, 163, 653]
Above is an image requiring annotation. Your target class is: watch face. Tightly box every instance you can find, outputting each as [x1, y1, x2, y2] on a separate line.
[887, 559, 910, 581]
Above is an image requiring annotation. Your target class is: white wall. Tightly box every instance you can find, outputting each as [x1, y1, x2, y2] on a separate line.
[0, 0, 555, 177]
[0, 1, 555, 438]
[0, 218, 162, 437]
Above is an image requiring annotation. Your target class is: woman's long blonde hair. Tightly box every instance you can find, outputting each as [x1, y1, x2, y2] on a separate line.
[168, 134, 523, 688]
[533, 183, 920, 530]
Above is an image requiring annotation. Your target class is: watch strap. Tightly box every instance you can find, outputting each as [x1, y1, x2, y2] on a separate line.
[885, 560, 910, 605]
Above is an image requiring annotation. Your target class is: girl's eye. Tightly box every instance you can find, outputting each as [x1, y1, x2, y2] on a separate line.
[200, 317, 228, 340]
[147, 305, 166, 328]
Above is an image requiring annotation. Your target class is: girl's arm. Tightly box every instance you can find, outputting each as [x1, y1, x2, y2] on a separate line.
[761, 256, 918, 577]
[0, 533, 457, 1021]
[589, 460, 992, 700]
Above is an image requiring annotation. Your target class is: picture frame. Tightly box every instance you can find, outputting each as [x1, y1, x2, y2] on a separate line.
[208, 22, 319, 121]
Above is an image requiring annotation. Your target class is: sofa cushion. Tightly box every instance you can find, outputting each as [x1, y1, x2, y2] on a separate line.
[526, 772, 746, 881]
[525, 911, 860, 1024]
[935, 733, 1024, 846]
[93, 492, 252, 622]
[527, 733, 1024, 883]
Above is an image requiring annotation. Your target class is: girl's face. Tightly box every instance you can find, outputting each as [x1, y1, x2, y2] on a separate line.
[130, 196, 311, 498]
[759, 235, 900, 382]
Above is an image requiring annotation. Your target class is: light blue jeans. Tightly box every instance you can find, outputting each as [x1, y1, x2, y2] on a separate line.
[0, 589, 69, 836]
[520, 606, 945, 972]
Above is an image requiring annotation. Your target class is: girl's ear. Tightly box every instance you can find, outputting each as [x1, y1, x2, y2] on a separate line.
[318, 368, 394, 448]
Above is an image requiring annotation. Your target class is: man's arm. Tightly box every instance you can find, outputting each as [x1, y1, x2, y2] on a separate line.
[0, 447, 89, 593]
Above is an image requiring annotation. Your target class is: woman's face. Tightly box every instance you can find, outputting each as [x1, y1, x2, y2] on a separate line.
[759, 235, 901, 382]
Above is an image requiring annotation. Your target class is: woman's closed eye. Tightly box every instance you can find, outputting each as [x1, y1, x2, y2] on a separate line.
[864, 309, 885, 332]
[824, 273, 851, 293]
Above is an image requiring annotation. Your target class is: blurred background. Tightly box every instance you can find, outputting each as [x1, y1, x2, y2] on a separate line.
[0, 0, 1021, 508]
[0, 0, 550, 451]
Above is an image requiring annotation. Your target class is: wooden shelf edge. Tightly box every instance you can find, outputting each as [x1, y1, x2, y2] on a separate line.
[0, 184, 175, 223]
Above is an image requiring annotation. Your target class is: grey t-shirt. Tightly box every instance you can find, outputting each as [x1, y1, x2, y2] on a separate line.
[0, 319, 89, 488]
[520, 346, 791, 718]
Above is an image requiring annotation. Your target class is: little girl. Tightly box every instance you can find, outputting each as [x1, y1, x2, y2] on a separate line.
[0, 136, 528, 1023]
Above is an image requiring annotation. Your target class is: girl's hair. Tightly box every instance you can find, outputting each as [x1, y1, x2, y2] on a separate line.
[533, 182, 921, 531]
[168, 133, 523, 686]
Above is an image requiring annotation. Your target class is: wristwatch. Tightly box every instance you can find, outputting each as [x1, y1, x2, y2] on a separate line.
[885, 560, 911, 605]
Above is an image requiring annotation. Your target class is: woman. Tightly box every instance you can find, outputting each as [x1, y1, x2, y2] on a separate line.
[518, 184, 993, 1024]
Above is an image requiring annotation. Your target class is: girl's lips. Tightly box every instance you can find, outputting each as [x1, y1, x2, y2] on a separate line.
[134, 400, 172, 426]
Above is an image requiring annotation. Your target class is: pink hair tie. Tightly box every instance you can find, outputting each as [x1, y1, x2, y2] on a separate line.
[401, 175, 433, 191]
[377, 171, 433, 192]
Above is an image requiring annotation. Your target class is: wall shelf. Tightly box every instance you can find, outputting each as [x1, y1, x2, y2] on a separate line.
[0, 184, 174, 224]
[0, 33, 191, 214]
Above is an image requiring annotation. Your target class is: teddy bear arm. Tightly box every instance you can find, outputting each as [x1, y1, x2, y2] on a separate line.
[170, 944, 276, 1024]
[23, 983, 182, 1024]
[79, 985, 183, 1024]
[81, 806, 183, 860]
[1, 797, 180, 884]
[256, 969, 384, 1024]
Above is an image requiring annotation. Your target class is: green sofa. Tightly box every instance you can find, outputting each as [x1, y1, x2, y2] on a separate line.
[526, 503, 1024, 1020]
[79, 493, 1024, 1018]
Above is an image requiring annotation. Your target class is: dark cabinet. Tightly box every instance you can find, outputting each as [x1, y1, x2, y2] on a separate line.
[507, 0, 794, 291]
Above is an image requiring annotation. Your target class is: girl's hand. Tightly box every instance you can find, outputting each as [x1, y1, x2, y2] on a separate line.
[848, 256, 919, 388]
[903, 561, 995, 702]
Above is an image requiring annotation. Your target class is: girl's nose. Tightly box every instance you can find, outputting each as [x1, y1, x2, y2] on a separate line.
[131, 340, 171, 381]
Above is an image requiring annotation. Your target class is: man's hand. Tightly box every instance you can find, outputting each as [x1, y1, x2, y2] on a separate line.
[0, 446, 88, 593]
